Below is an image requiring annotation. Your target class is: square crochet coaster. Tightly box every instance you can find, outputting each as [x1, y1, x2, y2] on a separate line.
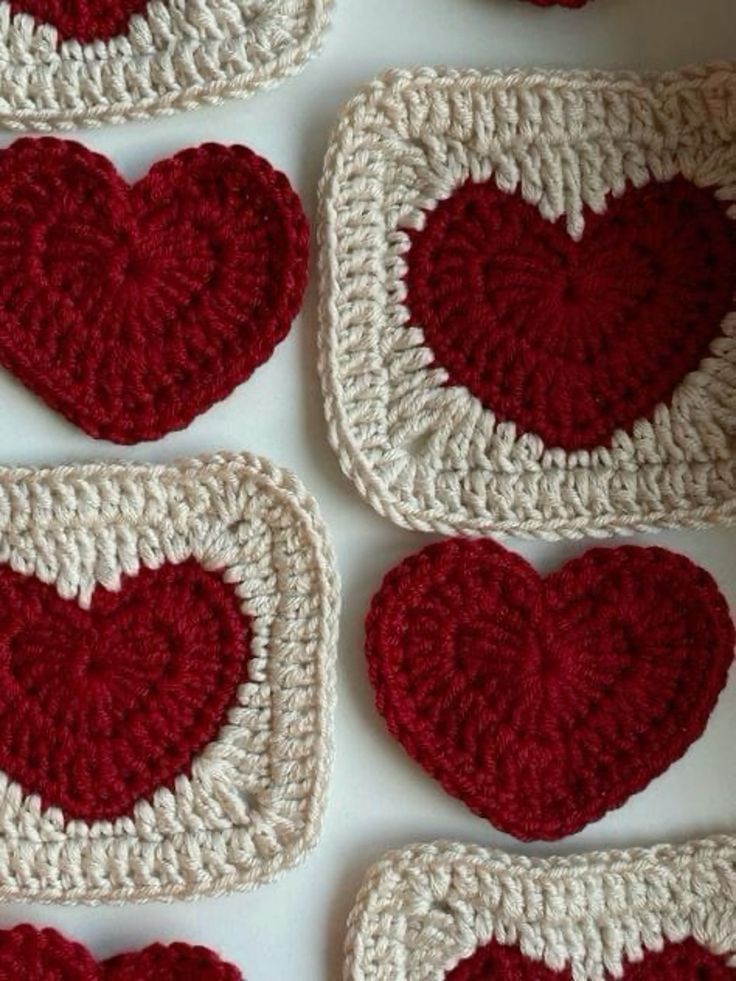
[0, 0, 331, 130]
[344, 837, 736, 979]
[319, 64, 736, 540]
[0, 453, 338, 903]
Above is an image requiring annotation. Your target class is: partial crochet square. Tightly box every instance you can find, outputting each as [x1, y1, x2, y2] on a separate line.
[0, 453, 338, 902]
[0, 0, 332, 130]
[344, 837, 736, 979]
[319, 65, 736, 539]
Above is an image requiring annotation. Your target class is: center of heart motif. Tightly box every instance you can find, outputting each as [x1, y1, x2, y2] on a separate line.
[9, 0, 149, 42]
[404, 176, 736, 451]
[0, 560, 250, 821]
[446, 937, 733, 979]
[0, 138, 308, 444]
[366, 540, 734, 840]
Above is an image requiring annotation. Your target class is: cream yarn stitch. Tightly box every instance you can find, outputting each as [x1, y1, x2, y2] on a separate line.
[0, 453, 338, 903]
[344, 837, 736, 979]
[0, 0, 332, 130]
[319, 64, 736, 540]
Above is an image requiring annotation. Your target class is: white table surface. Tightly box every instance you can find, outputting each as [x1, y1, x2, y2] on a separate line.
[1, 0, 734, 977]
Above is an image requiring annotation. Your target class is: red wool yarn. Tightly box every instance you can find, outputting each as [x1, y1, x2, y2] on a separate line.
[365, 539, 734, 840]
[8, 0, 148, 41]
[447, 937, 734, 979]
[0, 925, 242, 980]
[0, 138, 309, 444]
[405, 176, 736, 451]
[0, 560, 249, 821]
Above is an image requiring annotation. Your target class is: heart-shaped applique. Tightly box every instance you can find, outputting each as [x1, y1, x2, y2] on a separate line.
[447, 937, 733, 979]
[366, 540, 734, 840]
[0, 138, 308, 444]
[404, 176, 736, 451]
[0, 925, 242, 979]
[9, 0, 149, 42]
[0, 560, 249, 821]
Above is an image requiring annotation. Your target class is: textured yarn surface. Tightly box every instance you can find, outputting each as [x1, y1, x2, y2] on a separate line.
[0, 138, 309, 444]
[319, 65, 736, 539]
[447, 937, 734, 979]
[0, 453, 338, 903]
[0, 0, 332, 130]
[0, 560, 249, 821]
[365, 539, 734, 840]
[405, 176, 736, 451]
[9, 0, 147, 41]
[343, 837, 736, 979]
[0, 924, 241, 979]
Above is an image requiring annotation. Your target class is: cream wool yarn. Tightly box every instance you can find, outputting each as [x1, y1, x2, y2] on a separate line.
[344, 837, 736, 979]
[318, 64, 736, 540]
[0, 453, 338, 902]
[0, 0, 332, 130]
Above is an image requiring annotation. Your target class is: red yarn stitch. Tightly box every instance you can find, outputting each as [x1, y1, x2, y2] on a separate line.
[0, 560, 250, 821]
[104, 942, 242, 980]
[0, 924, 98, 980]
[365, 539, 734, 840]
[0, 139, 309, 444]
[447, 937, 734, 979]
[404, 176, 736, 451]
[0, 926, 243, 980]
[9, 0, 148, 42]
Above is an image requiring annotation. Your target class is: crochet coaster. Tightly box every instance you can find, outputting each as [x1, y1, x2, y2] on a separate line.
[344, 837, 736, 979]
[365, 538, 734, 840]
[0, 139, 308, 444]
[0, 453, 337, 903]
[319, 65, 736, 539]
[0, 0, 331, 130]
[0, 924, 241, 978]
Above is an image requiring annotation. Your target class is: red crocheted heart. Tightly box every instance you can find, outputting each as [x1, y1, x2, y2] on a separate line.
[9, 0, 148, 42]
[0, 138, 308, 444]
[366, 540, 734, 840]
[447, 937, 733, 979]
[0, 925, 242, 979]
[0, 560, 249, 821]
[405, 176, 736, 451]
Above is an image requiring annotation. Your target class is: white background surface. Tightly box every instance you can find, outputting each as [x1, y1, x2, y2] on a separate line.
[1, 0, 735, 977]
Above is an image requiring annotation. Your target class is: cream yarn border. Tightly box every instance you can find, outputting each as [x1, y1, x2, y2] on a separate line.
[319, 64, 736, 540]
[344, 837, 736, 979]
[0, 452, 338, 903]
[0, 0, 332, 130]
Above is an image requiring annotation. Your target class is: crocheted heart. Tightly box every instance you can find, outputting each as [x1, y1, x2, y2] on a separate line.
[0, 138, 308, 444]
[0, 925, 242, 979]
[0, 560, 249, 821]
[9, 0, 148, 41]
[405, 176, 736, 451]
[447, 937, 733, 979]
[366, 540, 734, 840]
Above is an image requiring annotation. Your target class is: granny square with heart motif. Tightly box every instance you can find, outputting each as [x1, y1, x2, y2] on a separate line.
[343, 837, 736, 980]
[319, 64, 736, 539]
[0, 0, 332, 130]
[0, 453, 338, 903]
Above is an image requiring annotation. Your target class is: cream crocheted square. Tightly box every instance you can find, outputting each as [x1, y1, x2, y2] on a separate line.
[319, 65, 736, 539]
[0, 0, 331, 130]
[344, 837, 736, 979]
[0, 453, 338, 902]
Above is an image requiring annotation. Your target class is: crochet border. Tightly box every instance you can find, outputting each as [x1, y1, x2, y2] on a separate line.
[0, 0, 332, 130]
[343, 836, 736, 979]
[318, 64, 736, 540]
[0, 452, 339, 903]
